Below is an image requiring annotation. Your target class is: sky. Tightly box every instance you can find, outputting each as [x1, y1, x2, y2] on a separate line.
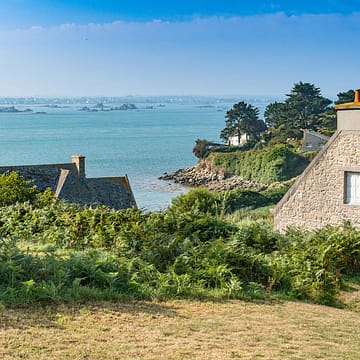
[0, 1, 360, 97]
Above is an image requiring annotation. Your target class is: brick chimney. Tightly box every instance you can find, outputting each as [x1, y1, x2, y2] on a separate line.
[335, 89, 360, 130]
[71, 154, 86, 178]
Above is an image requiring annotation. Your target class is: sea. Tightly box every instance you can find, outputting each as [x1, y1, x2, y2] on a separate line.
[0, 96, 275, 210]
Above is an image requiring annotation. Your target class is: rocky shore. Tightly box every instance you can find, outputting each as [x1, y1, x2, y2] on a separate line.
[159, 165, 268, 192]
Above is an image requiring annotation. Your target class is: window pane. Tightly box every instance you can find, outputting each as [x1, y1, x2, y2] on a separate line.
[346, 172, 360, 204]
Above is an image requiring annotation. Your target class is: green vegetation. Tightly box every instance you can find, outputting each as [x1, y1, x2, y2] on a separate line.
[196, 82, 356, 182]
[335, 89, 355, 105]
[192, 139, 220, 159]
[220, 101, 267, 143]
[0, 178, 359, 308]
[264, 82, 333, 139]
[0, 171, 38, 206]
[1, 83, 359, 309]
[210, 143, 309, 183]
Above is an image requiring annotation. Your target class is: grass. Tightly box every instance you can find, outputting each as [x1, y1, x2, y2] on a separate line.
[1, 299, 360, 360]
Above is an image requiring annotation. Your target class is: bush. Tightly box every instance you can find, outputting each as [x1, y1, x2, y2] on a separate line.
[218, 184, 290, 213]
[269, 223, 360, 304]
[1, 187, 360, 307]
[209, 144, 309, 183]
[192, 139, 219, 159]
[222, 190, 266, 213]
[0, 171, 38, 206]
[169, 188, 219, 215]
[167, 186, 289, 215]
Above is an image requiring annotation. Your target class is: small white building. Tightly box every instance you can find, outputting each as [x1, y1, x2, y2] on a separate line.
[228, 133, 250, 147]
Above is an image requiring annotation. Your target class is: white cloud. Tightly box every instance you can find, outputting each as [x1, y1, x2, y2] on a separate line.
[0, 12, 358, 41]
[59, 23, 76, 31]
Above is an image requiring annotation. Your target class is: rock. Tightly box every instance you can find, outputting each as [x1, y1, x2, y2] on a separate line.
[159, 165, 268, 192]
[0, 106, 33, 113]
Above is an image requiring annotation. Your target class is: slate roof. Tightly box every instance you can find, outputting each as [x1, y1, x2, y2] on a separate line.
[0, 155, 136, 209]
[301, 130, 330, 152]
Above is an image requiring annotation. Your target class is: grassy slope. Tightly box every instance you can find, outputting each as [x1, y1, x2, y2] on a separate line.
[1, 299, 360, 360]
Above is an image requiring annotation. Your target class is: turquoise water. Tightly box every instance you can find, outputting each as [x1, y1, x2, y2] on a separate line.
[0, 99, 271, 210]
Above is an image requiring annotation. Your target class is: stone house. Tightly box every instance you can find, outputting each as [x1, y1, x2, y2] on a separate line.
[301, 129, 330, 152]
[0, 155, 136, 209]
[274, 89, 360, 231]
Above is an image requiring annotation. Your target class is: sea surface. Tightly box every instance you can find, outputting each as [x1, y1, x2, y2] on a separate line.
[0, 97, 275, 210]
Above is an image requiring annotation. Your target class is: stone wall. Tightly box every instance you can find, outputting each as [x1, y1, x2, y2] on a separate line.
[274, 130, 360, 231]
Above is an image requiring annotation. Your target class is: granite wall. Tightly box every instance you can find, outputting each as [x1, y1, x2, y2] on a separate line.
[274, 130, 360, 231]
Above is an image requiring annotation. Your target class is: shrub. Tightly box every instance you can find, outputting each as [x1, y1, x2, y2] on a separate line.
[269, 223, 360, 304]
[192, 139, 219, 159]
[0, 171, 38, 206]
[36, 188, 56, 208]
[209, 144, 309, 184]
[169, 188, 219, 215]
[2, 186, 360, 306]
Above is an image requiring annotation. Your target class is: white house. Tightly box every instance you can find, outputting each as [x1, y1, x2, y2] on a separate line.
[228, 133, 250, 147]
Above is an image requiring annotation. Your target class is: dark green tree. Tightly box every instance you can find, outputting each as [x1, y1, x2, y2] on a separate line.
[193, 139, 218, 159]
[264, 101, 289, 128]
[264, 82, 332, 139]
[317, 89, 355, 136]
[335, 89, 355, 105]
[285, 82, 332, 130]
[220, 101, 266, 144]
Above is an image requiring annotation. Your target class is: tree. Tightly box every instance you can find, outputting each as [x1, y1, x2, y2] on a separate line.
[264, 82, 332, 139]
[335, 89, 355, 105]
[285, 82, 332, 130]
[220, 101, 266, 144]
[264, 101, 288, 129]
[316, 89, 356, 136]
[193, 139, 218, 159]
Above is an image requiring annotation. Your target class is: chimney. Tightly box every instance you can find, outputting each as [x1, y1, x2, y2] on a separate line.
[335, 89, 360, 131]
[71, 154, 86, 178]
[355, 89, 360, 103]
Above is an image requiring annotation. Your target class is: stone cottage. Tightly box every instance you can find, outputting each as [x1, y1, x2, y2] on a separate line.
[0, 155, 136, 209]
[274, 89, 360, 231]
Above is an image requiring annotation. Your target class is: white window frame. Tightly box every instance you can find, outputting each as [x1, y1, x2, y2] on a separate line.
[345, 172, 360, 205]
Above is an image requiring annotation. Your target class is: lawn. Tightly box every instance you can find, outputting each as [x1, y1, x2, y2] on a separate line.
[1, 300, 360, 360]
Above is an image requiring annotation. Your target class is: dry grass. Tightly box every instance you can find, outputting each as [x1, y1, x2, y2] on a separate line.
[1, 300, 360, 360]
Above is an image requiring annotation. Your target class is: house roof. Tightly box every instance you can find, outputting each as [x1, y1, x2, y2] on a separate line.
[0, 156, 136, 209]
[302, 129, 330, 141]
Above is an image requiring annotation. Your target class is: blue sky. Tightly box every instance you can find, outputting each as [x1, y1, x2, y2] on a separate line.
[0, 1, 359, 97]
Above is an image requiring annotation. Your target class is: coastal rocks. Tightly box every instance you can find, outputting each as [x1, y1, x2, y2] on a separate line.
[0, 106, 32, 113]
[109, 103, 137, 111]
[79, 106, 99, 112]
[79, 103, 137, 112]
[159, 166, 268, 192]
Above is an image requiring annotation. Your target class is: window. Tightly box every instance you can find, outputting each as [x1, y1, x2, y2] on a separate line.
[345, 172, 360, 204]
